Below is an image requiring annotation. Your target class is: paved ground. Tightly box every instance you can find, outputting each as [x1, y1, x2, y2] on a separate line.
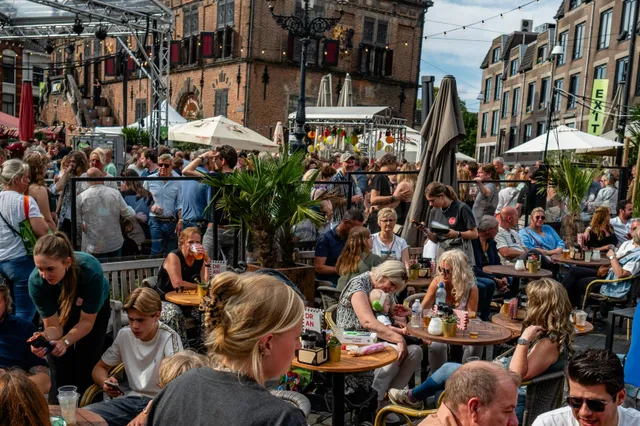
[298, 316, 634, 426]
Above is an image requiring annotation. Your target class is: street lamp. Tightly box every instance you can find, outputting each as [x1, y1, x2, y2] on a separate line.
[268, 0, 345, 153]
[543, 43, 564, 162]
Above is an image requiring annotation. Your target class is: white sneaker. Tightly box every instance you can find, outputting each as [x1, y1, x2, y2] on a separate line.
[388, 387, 423, 409]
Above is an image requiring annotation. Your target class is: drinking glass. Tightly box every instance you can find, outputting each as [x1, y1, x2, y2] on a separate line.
[575, 310, 587, 331]
[423, 309, 433, 328]
[584, 251, 592, 262]
[464, 356, 481, 364]
[562, 249, 569, 260]
[191, 243, 205, 260]
[58, 392, 79, 425]
[469, 319, 482, 338]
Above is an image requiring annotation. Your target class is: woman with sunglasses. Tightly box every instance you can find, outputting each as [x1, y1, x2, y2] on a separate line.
[391, 278, 574, 424]
[424, 183, 478, 264]
[372, 208, 411, 269]
[336, 260, 422, 416]
[420, 249, 481, 371]
[520, 207, 565, 257]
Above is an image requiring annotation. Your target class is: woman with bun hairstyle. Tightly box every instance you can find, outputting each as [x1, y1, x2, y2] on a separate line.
[148, 272, 307, 425]
[28, 232, 110, 403]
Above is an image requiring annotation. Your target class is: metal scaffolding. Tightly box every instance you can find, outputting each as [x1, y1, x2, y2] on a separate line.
[0, 0, 173, 147]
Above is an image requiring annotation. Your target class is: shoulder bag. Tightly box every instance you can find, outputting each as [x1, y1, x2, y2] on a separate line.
[0, 196, 38, 255]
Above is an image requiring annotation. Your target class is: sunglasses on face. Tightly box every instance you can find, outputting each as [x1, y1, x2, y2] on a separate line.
[566, 396, 614, 412]
[534, 216, 545, 220]
[158, 163, 172, 168]
[438, 266, 451, 275]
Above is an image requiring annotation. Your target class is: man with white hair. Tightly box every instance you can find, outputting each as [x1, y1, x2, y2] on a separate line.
[493, 157, 507, 181]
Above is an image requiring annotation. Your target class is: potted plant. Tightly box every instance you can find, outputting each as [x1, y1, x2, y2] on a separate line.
[545, 156, 601, 246]
[194, 277, 208, 299]
[409, 262, 420, 281]
[442, 314, 458, 337]
[328, 335, 341, 362]
[202, 151, 324, 302]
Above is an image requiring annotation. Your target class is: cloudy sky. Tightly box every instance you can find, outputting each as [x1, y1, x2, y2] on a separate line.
[420, 0, 561, 112]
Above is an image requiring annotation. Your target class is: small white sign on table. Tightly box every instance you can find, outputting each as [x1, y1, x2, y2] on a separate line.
[303, 307, 323, 333]
[209, 261, 227, 278]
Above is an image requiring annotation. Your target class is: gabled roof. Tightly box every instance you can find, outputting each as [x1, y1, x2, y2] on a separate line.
[555, 1, 566, 19]
[480, 49, 492, 69]
[501, 32, 538, 61]
[519, 42, 537, 72]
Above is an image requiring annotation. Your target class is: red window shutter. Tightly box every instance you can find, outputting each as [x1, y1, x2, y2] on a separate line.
[201, 32, 215, 58]
[104, 57, 115, 76]
[384, 50, 394, 77]
[127, 56, 136, 72]
[170, 41, 180, 66]
[323, 39, 339, 67]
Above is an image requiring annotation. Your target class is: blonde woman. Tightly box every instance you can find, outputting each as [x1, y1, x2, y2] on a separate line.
[372, 208, 411, 269]
[420, 249, 480, 371]
[391, 278, 573, 424]
[336, 260, 422, 412]
[495, 173, 521, 214]
[147, 272, 307, 425]
[335, 226, 382, 290]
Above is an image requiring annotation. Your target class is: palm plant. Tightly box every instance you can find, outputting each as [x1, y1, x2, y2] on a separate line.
[546, 157, 600, 246]
[202, 151, 323, 268]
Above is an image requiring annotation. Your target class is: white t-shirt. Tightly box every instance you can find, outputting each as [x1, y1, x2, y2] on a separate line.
[372, 234, 408, 262]
[102, 322, 183, 398]
[0, 191, 42, 261]
[616, 240, 640, 276]
[532, 405, 640, 426]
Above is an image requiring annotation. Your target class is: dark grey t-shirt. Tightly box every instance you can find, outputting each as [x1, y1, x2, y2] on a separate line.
[472, 182, 498, 223]
[148, 367, 307, 426]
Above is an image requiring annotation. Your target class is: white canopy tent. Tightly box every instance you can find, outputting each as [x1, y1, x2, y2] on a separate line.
[94, 101, 186, 135]
[168, 116, 280, 152]
[505, 125, 624, 154]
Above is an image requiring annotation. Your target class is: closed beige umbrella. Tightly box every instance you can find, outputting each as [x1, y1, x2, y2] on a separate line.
[402, 75, 466, 247]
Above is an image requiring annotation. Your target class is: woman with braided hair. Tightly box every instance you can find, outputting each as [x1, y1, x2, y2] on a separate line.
[148, 272, 307, 425]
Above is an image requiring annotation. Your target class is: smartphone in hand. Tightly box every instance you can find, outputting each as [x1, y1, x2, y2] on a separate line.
[104, 380, 124, 394]
[27, 334, 53, 352]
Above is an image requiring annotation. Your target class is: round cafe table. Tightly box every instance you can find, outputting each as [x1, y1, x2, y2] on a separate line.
[49, 405, 107, 426]
[292, 346, 397, 426]
[551, 253, 610, 268]
[482, 265, 553, 280]
[407, 277, 430, 288]
[492, 313, 594, 338]
[407, 322, 512, 346]
[164, 290, 202, 307]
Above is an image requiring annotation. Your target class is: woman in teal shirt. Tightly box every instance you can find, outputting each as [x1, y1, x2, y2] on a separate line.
[28, 232, 110, 403]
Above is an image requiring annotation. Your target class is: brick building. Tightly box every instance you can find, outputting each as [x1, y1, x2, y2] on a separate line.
[476, 0, 640, 164]
[40, 0, 426, 140]
[1, 41, 24, 118]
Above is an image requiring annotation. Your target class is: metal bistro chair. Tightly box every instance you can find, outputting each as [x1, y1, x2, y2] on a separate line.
[79, 363, 126, 407]
[318, 284, 342, 310]
[581, 275, 640, 318]
[373, 393, 444, 426]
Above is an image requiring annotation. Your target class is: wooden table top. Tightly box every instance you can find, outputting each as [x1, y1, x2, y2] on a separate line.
[407, 277, 431, 288]
[164, 290, 202, 307]
[291, 346, 397, 373]
[551, 254, 610, 268]
[482, 265, 553, 279]
[406, 322, 512, 346]
[49, 406, 107, 425]
[491, 313, 594, 337]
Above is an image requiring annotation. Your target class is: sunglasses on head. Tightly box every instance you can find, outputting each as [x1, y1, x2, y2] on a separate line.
[158, 163, 172, 168]
[566, 396, 614, 412]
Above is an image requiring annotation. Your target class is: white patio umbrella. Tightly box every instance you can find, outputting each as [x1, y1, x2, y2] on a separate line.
[168, 116, 280, 152]
[272, 121, 284, 146]
[317, 75, 333, 107]
[505, 125, 624, 154]
[337, 73, 353, 107]
[456, 152, 476, 162]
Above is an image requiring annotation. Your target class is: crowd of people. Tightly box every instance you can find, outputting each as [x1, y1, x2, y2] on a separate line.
[0, 138, 639, 426]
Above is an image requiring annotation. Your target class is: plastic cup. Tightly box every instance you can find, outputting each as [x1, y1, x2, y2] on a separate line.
[58, 392, 79, 425]
[464, 356, 481, 364]
[57, 385, 77, 396]
[584, 251, 592, 262]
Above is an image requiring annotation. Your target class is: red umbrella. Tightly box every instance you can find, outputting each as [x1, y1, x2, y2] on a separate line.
[18, 81, 34, 141]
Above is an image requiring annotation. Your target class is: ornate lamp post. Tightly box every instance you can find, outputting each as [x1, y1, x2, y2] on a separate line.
[268, 0, 346, 153]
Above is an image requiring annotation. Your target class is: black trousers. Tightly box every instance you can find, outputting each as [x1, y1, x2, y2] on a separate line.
[47, 300, 110, 404]
[561, 266, 597, 309]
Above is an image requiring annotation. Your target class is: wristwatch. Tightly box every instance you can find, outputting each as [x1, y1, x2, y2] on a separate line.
[390, 195, 396, 203]
[609, 255, 616, 260]
[63, 338, 71, 347]
[516, 338, 530, 346]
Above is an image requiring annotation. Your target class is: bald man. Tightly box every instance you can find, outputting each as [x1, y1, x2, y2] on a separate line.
[86, 167, 104, 185]
[419, 361, 520, 426]
[495, 207, 527, 264]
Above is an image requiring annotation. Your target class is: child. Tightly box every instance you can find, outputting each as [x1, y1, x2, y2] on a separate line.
[369, 289, 421, 345]
[132, 351, 208, 425]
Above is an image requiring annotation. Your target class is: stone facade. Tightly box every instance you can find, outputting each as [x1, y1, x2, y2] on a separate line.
[1, 41, 24, 118]
[40, 0, 425, 139]
[476, 0, 640, 163]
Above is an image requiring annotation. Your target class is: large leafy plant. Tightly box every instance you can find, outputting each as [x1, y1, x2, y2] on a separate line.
[202, 151, 323, 268]
[546, 157, 600, 246]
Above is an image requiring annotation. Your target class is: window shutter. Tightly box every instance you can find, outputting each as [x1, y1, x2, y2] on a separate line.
[170, 41, 181, 66]
[191, 35, 199, 64]
[127, 56, 136, 73]
[323, 39, 339, 67]
[384, 50, 394, 77]
[104, 57, 116, 76]
[201, 32, 215, 58]
[287, 33, 295, 60]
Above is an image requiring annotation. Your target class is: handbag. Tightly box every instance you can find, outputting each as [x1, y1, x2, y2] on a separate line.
[0, 196, 38, 255]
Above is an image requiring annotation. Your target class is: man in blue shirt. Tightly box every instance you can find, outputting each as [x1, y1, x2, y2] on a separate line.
[143, 154, 182, 255]
[315, 209, 364, 286]
[180, 148, 213, 236]
[0, 284, 50, 394]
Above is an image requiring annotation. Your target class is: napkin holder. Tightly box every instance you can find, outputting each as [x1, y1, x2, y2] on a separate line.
[297, 347, 328, 366]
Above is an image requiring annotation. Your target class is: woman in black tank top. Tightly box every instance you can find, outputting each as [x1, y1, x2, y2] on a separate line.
[157, 227, 209, 297]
